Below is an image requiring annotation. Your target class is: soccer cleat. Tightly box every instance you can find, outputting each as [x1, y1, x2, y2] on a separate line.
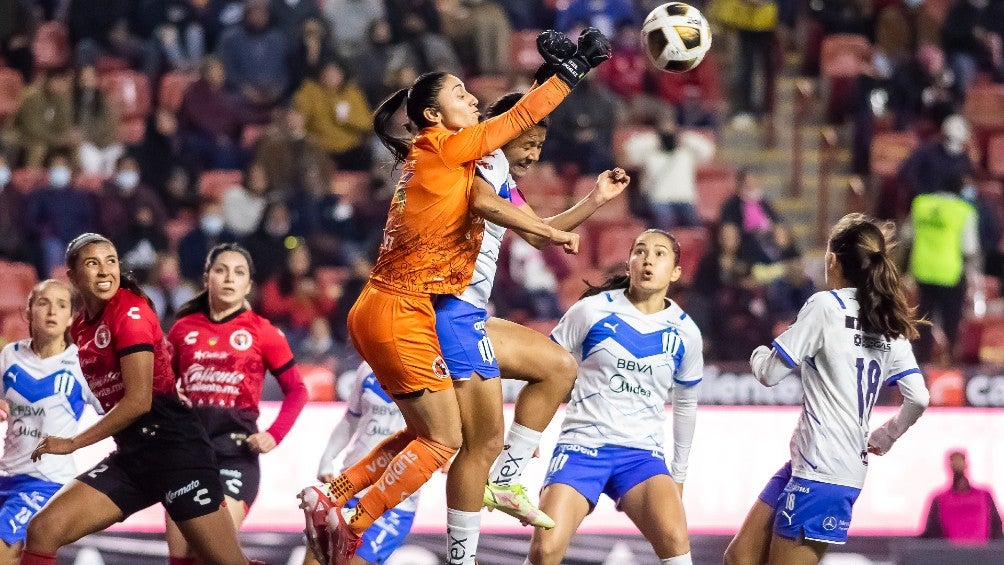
[326, 506, 362, 565]
[483, 482, 555, 529]
[298, 485, 335, 563]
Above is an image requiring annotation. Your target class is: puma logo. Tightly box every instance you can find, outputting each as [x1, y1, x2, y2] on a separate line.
[603, 322, 619, 333]
[781, 511, 795, 526]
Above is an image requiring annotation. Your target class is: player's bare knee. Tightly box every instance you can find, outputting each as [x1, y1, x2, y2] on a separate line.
[723, 541, 753, 565]
[528, 534, 565, 565]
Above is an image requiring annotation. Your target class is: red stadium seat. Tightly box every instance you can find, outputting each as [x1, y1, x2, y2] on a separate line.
[988, 133, 1004, 178]
[964, 84, 1004, 131]
[73, 171, 106, 193]
[100, 70, 152, 143]
[198, 169, 243, 201]
[316, 266, 350, 299]
[158, 71, 198, 113]
[0, 261, 37, 314]
[979, 315, 1004, 365]
[671, 226, 709, 285]
[589, 219, 648, 268]
[509, 29, 543, 74]
[94, 55, 129, 74]
[870, 131, 918, 177]
[571, 175, 631, 222]
[613, 125, 656, 166]
[558, 267, 605, 311]
[516, 163, 568, 203]
[32, 21, 70, 70]
[0, 67, 24, 122]
[695, 164, 736, 223]
[241, 123, 266, 148]
[819, 34, 871, 78]
[524, 318, 559, 336]
[10, 167, 45, 193]
[0, 311, 29, 344]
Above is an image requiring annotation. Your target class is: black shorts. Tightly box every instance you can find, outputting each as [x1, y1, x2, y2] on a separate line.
[217, 452, 261, 507]
[77, 396, 225, 522]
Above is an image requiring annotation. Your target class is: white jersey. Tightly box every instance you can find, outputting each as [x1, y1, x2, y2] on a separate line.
[457, 149, 517, 309]
[550, 289, 704, 452]
[772, 289, 921, 489]
[0, 340, 101, 483]
[342, 362, 418, 512]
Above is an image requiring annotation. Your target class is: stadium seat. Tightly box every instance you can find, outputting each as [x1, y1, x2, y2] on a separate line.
[589, 219, 648, 268]
[509, 29, 543, 74]
[158, 70, 198, 113]
[987, 133, 1004, 178]
[0, 261, 37, 314]
[695, 164, 736, 223]
[100, 70, 152, 144]
[963, 84, 1004, 131]
[558, 267, 605, 311]
[0, 67, 23, 122]
[32, 21, 70, 70]
[0, 311, 29, 344]
[332, 171, 371, 204]
[571, 175, 631, 221]
[197, 169, 243, 201]
[94, 55, 129, 74]
[315, 266, 350, 299]
[978, 315, 1004, 365]
[819, 34, 871, 78]
[298, 363, 336, 401]
[671, 226, 709, 285]
[870, 131, 918, 177]
[524, 318, 559, 336]
[11, 167, 45, 192]
[516, 163, 568, 201]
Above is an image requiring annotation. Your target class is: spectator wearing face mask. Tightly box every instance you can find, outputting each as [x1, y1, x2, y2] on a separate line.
[178, 200, 237, 281]
[217, 0, 290, 116]
[898, 115, 975, 208]
[0, 154, 30, 263]
[25, 152, 97, 277]
[74, 65, 123, 176]
[243, 201, 293, 281]
[624, 121, 715, 230]
[97, 155, 170, 245]
[222, 161, 272, 238]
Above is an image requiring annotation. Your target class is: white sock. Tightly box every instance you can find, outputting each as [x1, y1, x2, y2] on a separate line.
[661, 553, 693, 565]
[446, 508, 481, 565]
[489, 422, 542, 486]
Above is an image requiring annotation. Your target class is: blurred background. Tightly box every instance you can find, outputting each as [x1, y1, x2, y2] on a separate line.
[0, 0, 1002, 563]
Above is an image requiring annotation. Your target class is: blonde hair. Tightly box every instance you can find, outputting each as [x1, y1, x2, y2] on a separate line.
[26, 279, 74, 344]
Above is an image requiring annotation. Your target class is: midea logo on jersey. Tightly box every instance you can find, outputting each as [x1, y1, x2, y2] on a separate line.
[229, 329, 253, 351]
[608, 374, 652, 397]
[94, 324, 111, 349]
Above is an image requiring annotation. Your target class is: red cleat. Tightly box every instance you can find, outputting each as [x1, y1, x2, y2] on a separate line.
[325, 506, 362, 565]
[298, 486, 335, 563]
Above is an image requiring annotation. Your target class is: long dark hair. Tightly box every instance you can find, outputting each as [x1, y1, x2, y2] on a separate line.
[65, 232, 154, 309]
[582, 229, 682, 299]
[373, 71, 449, 163]
[175, 242, 256, 319]
[828, 213, 923, 340]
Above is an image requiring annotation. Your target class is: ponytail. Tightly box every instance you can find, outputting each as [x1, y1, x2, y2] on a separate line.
[119, 271, 156, 310]
[373, 71, 449, 164]
[373, 88, 411, 163]
[581, 269, 630, 299]
[829, 213, 924, 340]
[175, 290, 210, 320]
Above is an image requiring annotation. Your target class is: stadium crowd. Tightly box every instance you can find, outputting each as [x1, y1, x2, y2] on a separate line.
[0, 0, 1002, 401]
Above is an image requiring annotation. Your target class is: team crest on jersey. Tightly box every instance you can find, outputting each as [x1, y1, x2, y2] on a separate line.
[662, 329, 682, 356]
[229, 329, 253, 351]
[432, 356, 450, 379]
[94, 324, 111, 349]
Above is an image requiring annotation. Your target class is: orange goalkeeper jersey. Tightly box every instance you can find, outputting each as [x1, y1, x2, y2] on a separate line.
[370, 75, 571, 295]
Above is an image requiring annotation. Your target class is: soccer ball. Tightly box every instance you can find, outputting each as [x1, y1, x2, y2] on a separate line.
[641, 2, 712, 73]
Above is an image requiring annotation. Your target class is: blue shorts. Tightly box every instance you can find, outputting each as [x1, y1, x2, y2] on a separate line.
[433, 295, 500, 380]
[773, 475, 861, 544]
[758, 461, 793, 509]
[0, 474, 62, 545]
[345, 498, 416, 564]
[543, 444, 670, 509]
